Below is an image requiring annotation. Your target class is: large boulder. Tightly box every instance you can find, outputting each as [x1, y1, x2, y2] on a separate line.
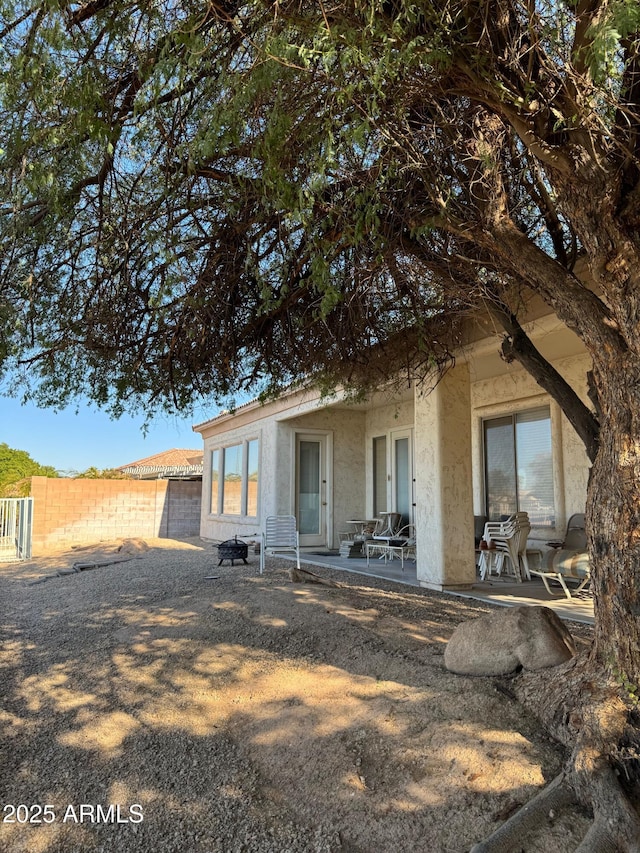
[444, 605, 576, 676]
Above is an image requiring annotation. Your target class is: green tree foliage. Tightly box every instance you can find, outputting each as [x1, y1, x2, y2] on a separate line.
[0, 0, 635, 423]
[0, 442, 57, 495]
[2, 2, 640, 845]
[73, 466, 129, 479]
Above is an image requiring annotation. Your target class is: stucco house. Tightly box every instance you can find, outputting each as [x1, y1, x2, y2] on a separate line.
[192, 306, 590, 592]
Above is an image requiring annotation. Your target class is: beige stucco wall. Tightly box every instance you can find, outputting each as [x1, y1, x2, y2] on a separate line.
[197, 393, 367, 547]
[413, 364, 475, 589]
[408, 342, 591, 587]
[365, 399, 414, 435]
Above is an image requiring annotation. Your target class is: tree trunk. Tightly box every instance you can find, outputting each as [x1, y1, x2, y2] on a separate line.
[587, 355, 640, 683]
[481, 344, 640, 851]
[475, 201, 640, 847]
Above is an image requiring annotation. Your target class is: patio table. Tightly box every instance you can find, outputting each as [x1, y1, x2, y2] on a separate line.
[345, 519, 378, 540]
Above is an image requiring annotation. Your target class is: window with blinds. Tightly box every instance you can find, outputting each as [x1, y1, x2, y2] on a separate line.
[483, 407, 555, 527]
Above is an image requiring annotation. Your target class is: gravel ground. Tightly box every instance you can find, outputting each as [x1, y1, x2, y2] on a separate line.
[0, 538, 594, 853]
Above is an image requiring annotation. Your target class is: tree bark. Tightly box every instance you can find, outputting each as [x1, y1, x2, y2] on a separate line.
[586, 354, 640, 681]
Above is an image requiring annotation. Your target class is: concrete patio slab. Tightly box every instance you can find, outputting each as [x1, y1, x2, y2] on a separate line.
[287, 548, 594, 626]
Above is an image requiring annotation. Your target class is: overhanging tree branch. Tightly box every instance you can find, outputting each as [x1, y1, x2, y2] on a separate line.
[489, 300, 600, 462]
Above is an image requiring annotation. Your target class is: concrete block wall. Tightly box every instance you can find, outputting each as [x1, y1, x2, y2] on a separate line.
[30, 477, 202, 555]
[161, 481, 202, 538]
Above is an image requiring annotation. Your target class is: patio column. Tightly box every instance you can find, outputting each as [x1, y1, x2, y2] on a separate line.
[414, 363, 475, 590]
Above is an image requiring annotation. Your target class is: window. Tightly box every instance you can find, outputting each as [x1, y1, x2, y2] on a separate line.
[394, 436, 410, 525]
[372, 436, 387, 517]
[483, 408, 555, 527]
[210, 438, 260, 517]
[298, 439, 321, 535]
[222, 444, 243, 514]
[246, 439, 259, 517]
[210, 449, 220, 514]
[371, 430, 414, 524]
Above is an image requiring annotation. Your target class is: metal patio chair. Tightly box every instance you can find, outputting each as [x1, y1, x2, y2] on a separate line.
[366, 524, 416, 570]
[260, 515, 300, 574]
[529, 513, 589, 598]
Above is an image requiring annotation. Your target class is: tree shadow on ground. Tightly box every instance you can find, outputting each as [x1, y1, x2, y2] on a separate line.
[0, 545, 593, 852]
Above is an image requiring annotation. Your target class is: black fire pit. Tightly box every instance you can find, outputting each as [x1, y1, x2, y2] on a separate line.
[217, 537, 249, 566]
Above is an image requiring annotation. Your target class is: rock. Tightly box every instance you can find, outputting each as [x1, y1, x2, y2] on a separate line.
[444, 605, 576, 676]
[118, 537, 150, 554]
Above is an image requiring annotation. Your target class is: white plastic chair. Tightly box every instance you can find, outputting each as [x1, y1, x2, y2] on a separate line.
[482, 512, 531, 581]
[260, 516, 300, 574]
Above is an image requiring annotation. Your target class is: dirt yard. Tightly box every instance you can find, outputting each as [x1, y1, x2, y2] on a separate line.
[0, 538, 593, 852]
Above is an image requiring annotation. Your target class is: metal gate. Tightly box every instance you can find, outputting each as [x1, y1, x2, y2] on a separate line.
[0, 498, 34, 562]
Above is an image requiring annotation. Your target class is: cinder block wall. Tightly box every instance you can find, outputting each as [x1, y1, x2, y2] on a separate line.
[161, 480, 203, 538]
[30, 477, 201, 555]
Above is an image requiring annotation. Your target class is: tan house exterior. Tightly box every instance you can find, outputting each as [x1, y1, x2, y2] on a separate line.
[193, 309, 591, 591]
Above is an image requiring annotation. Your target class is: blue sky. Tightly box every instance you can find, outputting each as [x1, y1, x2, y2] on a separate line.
[0, 395, 220, 474]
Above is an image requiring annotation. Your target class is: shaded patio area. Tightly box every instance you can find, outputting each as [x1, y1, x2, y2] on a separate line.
[292, 548, 594, 625]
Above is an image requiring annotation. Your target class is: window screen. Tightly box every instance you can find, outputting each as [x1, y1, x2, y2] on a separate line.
[484, 408, 554, 526]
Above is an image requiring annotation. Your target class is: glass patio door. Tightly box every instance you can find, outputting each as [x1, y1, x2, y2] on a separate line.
[295, 434, 328, 546]
[391, 429, 414, 526]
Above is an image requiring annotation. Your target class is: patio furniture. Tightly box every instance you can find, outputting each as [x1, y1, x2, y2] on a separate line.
[339, 539, 365, 557]
[366, 524, 416, 570]
[260, 515, 300, 574]
[474, 515, 488, 548]
[477, 538, 496, 579]
[338, 519, 379, 557]
[365, 514, 400, 562]
[366, 513, 404, 558]
[480, 512, 532, 582]
[474, 514, 488, 570]
[340, 519, 378, 541]
[375, 512, 403, 538]
[529, 513, 590, 598]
